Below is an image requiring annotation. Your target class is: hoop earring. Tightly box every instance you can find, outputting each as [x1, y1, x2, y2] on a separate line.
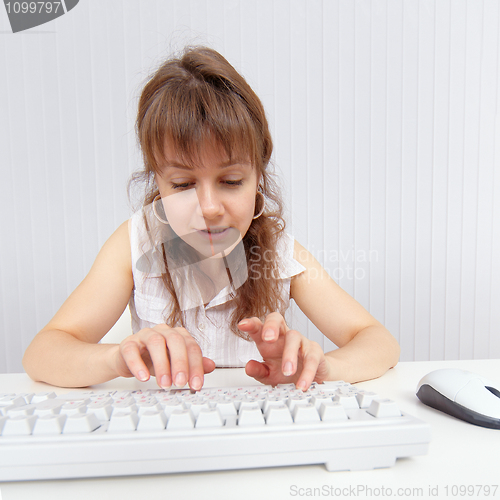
[152, 194, 169, 225]
[253, 191, 265, 220]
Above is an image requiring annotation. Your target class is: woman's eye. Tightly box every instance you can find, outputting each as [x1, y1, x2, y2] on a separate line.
[170, 180, 243, 189]
[171, 182, 193, 190]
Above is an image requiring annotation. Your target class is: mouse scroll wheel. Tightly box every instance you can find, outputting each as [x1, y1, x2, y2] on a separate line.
[486, 386, 500, 399]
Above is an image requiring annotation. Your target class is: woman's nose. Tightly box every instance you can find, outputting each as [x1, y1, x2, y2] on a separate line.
[196, 185, 224, 219]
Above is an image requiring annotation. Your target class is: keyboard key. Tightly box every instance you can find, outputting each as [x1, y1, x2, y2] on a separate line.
[60, 401, 88, 416]
[16, 393, 35, 404]
[186, 400, 211, 418]
[136, 400, 163, 416]
[367, 399, 402, 418]
[136, 410, 167, 431]
[33, 398, 65, 416]
[292, 403, 321, 423]
[238, 406, 265, 427]
[57, 392, 92, 403]
[156, 394, 181, 405]
[88, 392, 114, 401]
[2, 415, 38, 435]
[5, 403, 36, 417]
[333, 390, 360, 409]
[30, 392, 57, 404]
[276, 383, 296, 390]
[195, 408, 224, 428]
[112, 398, 138, 414]
[167, 409, 195, 430]
[107, 412, 139, 432]
[209, 398, 237, 417]
[162, 401, 186, 418]
[229, 395, 247, 411]
[264, 403, 293, 425]
[32, 414, 67, 435]
[319, 401, 348, 421]
[321, 381, 347, 388]
[310, 394, 333, 409]
[262, 397, 284, 414]
[63, 413, 101, 434]
[87, 400, 113, 421]
[245, 395, 267, 409]
[183, 394, 206, 405]
[238, 398, 263, 412]
[287, 395, 310, 412]
[355, 390, 378, 409]
[0, 395, 26, 409]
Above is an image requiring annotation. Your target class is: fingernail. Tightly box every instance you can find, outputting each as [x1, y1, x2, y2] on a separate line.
[263, 329, 274, 341]
[160, 375, 171, 389]
[238, 319, 250, 328]
[296, 380, 307, 391]
[174, 372, 186, 387]
[283, 362, 293, 377]
[138, 370, 148, 382]
[191, 376, 202, 391]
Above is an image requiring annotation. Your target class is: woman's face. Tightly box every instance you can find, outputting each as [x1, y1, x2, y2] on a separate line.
[155, 140, 260, 259]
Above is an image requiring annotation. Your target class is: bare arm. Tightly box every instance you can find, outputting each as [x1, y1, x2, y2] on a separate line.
[22, 221, 133, 387]
[238, 239, 400, 388]
[290, 240, 400, 383]
[23, 220, 214, 390]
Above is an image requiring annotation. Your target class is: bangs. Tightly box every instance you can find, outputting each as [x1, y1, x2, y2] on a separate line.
[138, 74, 262, 174]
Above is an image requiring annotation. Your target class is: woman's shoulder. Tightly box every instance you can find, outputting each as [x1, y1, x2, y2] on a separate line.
[276, 232, 306, 279]
[97, 220, 131, 254]
[82, 219, 133, 285]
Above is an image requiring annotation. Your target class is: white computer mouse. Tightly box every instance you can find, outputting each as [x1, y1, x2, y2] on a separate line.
[416, 368, 500, 429]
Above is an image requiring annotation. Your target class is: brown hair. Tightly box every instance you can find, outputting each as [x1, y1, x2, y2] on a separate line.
[133, 46, 287, 338]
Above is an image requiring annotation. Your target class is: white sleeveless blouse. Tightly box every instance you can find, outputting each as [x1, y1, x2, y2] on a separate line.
[127, 207, 306, 367]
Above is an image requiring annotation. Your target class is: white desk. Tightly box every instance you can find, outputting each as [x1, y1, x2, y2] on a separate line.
[1, 359, 498, 500]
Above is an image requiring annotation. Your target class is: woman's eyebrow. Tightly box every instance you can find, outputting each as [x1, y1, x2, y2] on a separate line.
[164, 161, 193, 170]
[164, 159, 250, 170]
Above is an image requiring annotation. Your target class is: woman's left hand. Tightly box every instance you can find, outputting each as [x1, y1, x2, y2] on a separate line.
[237, 312, 331, 390]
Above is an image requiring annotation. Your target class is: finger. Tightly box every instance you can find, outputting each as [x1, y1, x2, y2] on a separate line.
[295, 343, 324, 391]
[120, 339, 150, 382]
[184, 336, 206, 391]
[163, 329, 189, 388]
[280, 329, 302, 377]
[237, 317, 263, 337]
[245, 359, 270, 381]
[144, 332, 171, 389]
[238, 313, 287, 343]
[202, 357, 216, 374]
[260, 312, 288, 342]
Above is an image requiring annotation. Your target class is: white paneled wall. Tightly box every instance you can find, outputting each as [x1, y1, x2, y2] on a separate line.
[0, 0, 499, 373]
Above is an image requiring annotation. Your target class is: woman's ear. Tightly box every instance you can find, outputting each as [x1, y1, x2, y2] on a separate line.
[256, 172, 263, 190]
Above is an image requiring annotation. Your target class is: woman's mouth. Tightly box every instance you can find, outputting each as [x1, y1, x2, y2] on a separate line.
[188, 227, 242, 256]
[196, 228, 230, 240]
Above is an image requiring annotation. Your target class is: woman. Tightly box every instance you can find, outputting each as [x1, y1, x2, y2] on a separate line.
[23, 46, 400, 390]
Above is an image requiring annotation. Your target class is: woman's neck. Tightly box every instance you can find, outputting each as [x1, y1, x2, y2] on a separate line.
[196, 255, 231, 305]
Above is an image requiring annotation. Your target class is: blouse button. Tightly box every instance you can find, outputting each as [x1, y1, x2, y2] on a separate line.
[198, 323, 205, 331]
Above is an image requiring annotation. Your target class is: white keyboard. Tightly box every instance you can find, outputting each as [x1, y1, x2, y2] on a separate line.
[0, 381, 430, 481]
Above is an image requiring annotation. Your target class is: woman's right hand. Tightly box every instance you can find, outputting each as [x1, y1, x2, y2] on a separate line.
[110, 325, 215, 391]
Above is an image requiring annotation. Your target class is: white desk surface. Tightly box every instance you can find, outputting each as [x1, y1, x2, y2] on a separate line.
[1, 359, 499, 500]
